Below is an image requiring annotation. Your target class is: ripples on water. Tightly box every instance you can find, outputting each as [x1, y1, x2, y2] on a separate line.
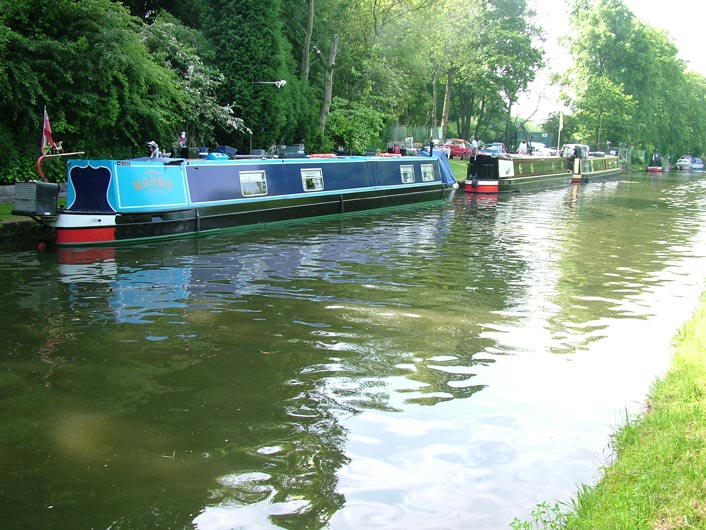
[2, 173, 706, 529]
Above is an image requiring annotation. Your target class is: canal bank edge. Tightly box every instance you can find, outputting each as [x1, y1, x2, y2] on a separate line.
[514, 291, 706, 529]
[0, 216, 44, 240]
[0, 183, 64, 241]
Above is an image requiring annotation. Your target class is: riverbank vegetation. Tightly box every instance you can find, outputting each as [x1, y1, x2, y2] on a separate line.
[548, 0, 706, 162]
[512, 293, 706, 529]
[1, 0, 705, 184]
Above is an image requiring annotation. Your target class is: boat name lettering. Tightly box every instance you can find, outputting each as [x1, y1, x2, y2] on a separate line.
[133, 175, 174, 193]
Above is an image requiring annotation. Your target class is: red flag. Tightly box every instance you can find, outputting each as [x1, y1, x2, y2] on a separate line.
[41, 106, 57, 155]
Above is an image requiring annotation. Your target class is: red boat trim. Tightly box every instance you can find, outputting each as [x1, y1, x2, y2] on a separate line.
[55, 227, 116, 246]
[57, 247, 116, 264]
[464, 182, 499, 194]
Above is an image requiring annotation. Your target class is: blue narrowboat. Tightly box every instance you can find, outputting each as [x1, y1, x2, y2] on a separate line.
[13, 150, 458, 246]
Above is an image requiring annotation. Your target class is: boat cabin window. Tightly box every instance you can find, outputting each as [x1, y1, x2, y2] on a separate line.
[400, 165, 415, 183]
[301, 168, 324, 191]
[240, 170, 268, 196]
[421, 164, 435, 182]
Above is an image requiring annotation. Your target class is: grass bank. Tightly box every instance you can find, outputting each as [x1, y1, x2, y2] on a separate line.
[447, 158, 468, 182]
[513, 293, 706, 529]
[0, 202, 15, 219]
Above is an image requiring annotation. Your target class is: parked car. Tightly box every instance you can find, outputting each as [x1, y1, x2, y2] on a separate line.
[443, 138, 473, 159]
[529, 142, 558, 156]
[478, 142, 507, 156]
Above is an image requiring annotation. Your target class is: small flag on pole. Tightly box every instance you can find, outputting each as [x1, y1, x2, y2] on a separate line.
[41, 106, 57, 155]
[559, 111, 564, 132]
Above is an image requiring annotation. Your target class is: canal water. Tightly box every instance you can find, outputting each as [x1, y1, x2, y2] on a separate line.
[2, 171, 706, 529]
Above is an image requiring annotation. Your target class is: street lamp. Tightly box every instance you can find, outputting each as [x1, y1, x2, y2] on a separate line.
[252, 80, 287, 88]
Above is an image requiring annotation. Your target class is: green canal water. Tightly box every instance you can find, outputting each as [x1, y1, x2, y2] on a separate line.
[2, 172, 706, 529]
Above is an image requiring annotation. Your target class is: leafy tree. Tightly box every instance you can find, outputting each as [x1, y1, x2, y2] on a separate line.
[331, 0, 433, 133]
[140, 12, 250, 151]
[414, 0, 544, 144]
[543, 111, 578, 147]
[325, 96, 385, 154]
[477, 0, 544, 146]
[562, 0, 706, 156]
[13, 0, 706, 186]
[195, 0, 302, 152]
[572, 74, 635, 146]
[0, 0, 185, 182]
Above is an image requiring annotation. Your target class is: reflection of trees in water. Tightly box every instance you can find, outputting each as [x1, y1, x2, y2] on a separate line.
[3, 203, 501, 529]
[3, 174, 704, 528]
[38, 312, 74, 387]
[549, 178, 706, 354]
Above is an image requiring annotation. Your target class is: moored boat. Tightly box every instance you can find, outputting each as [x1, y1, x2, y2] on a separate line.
[464, 153, 571, 193]
[691, 157, 704, 171]
[561, 144, 619, 183]
[13, 149, 458, 246]
[647, 152, 664, 173]
[570, 152, 622, 183]
[464, 141, 622, 193]
[676, 155, 693, 170]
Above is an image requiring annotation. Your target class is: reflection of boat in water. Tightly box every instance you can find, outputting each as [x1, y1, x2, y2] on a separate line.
[53, 202, 458, 323]
[57, 247, 191, 323]
[57, 247, 117, 284]
[14, 149, 457, 246]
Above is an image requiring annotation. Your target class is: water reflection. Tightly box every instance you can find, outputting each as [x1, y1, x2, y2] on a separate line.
[31, 205, 472, 528]
[2, 177, 706, 529]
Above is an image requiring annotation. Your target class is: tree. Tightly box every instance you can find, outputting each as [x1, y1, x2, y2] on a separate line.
[477, 0, 544, 146]
[196, 0, 297, 151]
[140, 13, 250, 150]
[314, 34, 338, 136]
[0, 0, 184, 181]
[325, 97, 385, 154]
[562, 0, 703, 155]
[422, 0, 544, 143]
[572, 74, 635, 146]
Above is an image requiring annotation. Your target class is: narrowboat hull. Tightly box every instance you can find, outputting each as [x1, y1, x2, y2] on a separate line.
[15, 153, 458, 246]
[464, 154, 572, 193]
[571, 155, 622, 183]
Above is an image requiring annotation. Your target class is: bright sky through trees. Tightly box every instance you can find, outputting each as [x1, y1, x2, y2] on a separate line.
[519, 0, 706, 121]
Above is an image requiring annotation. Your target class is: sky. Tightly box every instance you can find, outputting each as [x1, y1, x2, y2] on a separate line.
[517, 0, 706, 121]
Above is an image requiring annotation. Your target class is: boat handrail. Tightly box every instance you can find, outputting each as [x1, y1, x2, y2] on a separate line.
[36, 151, 85, 182]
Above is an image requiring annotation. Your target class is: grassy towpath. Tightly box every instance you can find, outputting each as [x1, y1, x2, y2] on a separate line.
[0, 202, 16, 219]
